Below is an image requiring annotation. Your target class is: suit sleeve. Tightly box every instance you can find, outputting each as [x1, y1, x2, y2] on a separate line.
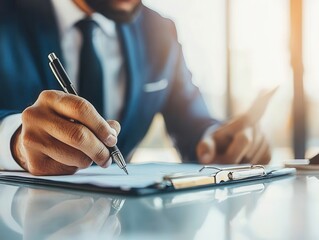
[161, 26, 220, 162]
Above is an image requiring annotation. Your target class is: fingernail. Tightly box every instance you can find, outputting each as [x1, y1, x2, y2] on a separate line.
[106, 135, 117, 146]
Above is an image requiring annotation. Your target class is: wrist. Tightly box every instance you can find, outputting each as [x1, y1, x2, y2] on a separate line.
[10, 126, 28, 171]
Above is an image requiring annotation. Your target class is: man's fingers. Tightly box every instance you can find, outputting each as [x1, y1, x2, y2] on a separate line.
[40, 114, 112, 168]
[39, 90, 118, 146]
[218, 131, 251, 164]
[257, 147, 271, 165]
[213, 87, 277, 150]
[36, 135, 93, 169]
[251, 137, 271, 165]
[240, 125, 271, 164]
[27, 154, 78, 176]
[17, 90, 119, 176]
[213, 115, 247, 152]
[244, 125, 262, 160]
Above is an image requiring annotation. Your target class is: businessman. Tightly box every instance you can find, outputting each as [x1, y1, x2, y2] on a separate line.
[0, 0, 271, 175]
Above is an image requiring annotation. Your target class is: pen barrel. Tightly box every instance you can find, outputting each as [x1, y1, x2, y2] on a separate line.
[49, 59, 70, 88]
[48, 53, 77, 95]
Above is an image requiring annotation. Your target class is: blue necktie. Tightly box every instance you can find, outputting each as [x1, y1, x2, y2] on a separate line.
[76, 18, 104, 116]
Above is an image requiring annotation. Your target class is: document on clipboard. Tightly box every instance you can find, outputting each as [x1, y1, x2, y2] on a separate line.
[0, 163, 295, 196]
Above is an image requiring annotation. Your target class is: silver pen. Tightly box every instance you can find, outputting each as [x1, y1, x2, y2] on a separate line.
[48, 52, 128, 175]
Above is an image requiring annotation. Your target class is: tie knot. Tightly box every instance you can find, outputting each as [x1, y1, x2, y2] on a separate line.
[76, 18, 97, 38]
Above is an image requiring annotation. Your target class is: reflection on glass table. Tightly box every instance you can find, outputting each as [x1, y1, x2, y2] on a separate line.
[0, 179, 269, 240]
[0, 185, 123, 240]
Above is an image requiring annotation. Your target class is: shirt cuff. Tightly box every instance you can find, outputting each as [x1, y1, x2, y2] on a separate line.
[0, 114, 24, 171]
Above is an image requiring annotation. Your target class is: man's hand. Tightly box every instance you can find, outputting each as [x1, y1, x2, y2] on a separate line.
[11, 90, 120, 176]
[196, 88, 277, 165]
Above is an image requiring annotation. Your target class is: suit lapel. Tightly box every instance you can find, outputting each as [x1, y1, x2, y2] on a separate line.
[18, 0, 63, 90]
[117, 23, 144, 143]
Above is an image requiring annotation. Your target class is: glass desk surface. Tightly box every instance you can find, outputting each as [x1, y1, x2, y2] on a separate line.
[0, 172, 318, 240]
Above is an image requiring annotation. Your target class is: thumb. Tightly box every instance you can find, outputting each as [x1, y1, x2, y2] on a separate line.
[196, 135, 216, 164]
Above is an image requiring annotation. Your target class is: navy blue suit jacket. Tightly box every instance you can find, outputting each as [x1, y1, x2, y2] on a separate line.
[0, 0, 217, 162]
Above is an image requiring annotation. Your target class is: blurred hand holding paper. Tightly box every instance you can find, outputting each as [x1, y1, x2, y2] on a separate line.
[213, 87, 278, 153]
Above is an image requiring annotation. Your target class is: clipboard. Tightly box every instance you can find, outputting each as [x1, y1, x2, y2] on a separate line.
[0, 163, 296, 196]
[152, 165, 295, 193]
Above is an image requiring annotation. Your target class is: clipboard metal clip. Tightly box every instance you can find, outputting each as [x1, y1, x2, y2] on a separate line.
[162, 165, 266, 190]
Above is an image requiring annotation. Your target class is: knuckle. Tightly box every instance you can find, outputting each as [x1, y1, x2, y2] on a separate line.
[21, 107, 36, 123]
[38, 90, 57, 102]
[96, 122, 109, 139]
[22, 105, 47, 126]
[68, 125, 87, 146]
[93, 146, 109, 163]
[70, 98, 92, 118]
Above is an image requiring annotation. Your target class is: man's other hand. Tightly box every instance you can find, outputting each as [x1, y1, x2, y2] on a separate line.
[196, 121, 271, 165]
[196, 88, 277, 165]
[11, 90, 121, 176]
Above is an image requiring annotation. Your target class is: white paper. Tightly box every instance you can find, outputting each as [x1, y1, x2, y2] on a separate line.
[0, 163, 204, 189]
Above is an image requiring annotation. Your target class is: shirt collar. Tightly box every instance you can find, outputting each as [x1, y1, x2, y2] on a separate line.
[51, 0, 117, 38]
[91, 13, 117, 38]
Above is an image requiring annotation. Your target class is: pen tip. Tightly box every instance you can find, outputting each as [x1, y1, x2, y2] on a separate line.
[123, 167, 129, 175]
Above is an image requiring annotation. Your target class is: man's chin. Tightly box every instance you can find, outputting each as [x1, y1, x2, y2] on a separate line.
[100, 9, 139, 23]
[85, 0, 142, 23]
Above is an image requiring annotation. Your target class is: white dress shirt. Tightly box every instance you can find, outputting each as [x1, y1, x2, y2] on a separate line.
[0, 0, 125, 171]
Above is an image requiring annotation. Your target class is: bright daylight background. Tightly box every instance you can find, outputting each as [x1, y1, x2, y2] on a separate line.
[132, 0, 319, 163]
